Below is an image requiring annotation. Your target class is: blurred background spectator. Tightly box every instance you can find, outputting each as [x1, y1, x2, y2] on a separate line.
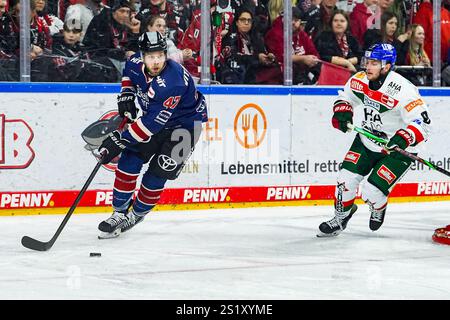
[349, 0, 378, 46]
[216, 7, 269, 84]
[82, 0, 137, 77]
[135, 14, 191, 63]
[0, 0, 54, 80]
[413, 0, 450, 65]
[3, 0, 448, 86]
[0, 0, 6, 14]
[35, 0, 64, 35]
[394, 23, 432, 86]
[265, 6, 320, 84]
[65, 0, 108, 41]
[136, 0, 187, 45]
[233, 0, 269, 36]
[178, 0, 232, 80]
[314, 9, 361, 73]
[47, 18, 117, 82]
[363, 11, 409, 64]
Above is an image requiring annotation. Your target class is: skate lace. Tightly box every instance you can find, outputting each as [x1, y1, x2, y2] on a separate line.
[336, 210, 349, 222]
[121, 212, 136, 228]
[371, 210, 383, 222]
[106, 212, 126, 226]
[326, 217, 340, 228]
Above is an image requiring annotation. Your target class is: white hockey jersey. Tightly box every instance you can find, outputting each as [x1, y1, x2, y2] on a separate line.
[337, 70, 432, 154]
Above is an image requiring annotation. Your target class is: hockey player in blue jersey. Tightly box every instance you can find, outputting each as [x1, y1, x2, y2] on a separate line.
[97, 31, 208, 238]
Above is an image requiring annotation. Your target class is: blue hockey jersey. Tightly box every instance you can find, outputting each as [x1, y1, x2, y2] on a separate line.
[120, 54, 208, 144]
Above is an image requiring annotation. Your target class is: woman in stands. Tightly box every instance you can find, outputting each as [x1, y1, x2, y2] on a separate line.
[314, 9, 362, 73]
[216, 7, 271, 84]
[405, 24, 431, 67]
[362, 11, 409, 65]
[403, 24, 432, 86]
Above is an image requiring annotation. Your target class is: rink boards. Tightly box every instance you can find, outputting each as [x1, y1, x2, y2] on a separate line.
[0, 84, 449, 215]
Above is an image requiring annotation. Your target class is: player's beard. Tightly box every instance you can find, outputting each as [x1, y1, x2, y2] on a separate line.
[147, 62, 166, 77]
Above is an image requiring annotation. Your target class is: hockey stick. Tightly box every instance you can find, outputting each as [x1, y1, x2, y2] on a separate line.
[348, 124, 450, 177]
[21, 117, 128, 251]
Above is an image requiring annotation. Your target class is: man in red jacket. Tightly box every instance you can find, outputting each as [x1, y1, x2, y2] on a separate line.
[265, 7, 320, 84]
[349, 0, 379, 46]
[413, 0, 450, 64]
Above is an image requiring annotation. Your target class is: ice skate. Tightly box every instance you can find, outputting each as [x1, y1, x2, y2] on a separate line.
[98, 210, 128, 239]
[120, 211, 144, 233]
[369, 207, 386, 231]
[317, 204, 358, 237]
[98, 210, 144, 239]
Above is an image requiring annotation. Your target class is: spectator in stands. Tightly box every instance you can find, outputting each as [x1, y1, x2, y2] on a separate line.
[305, 0, 338, 40]
[0, 0, 53, 58]
[0, 0, 7, 14]
[216, 7, 270, 84]
[49, 18, 85, 81]
[372, 0, 393, 29]
[349, 0, 378, 46]
[362, 11, 408, 64]
[387, 0, 411, 34]
[136, 15, 190, 63]
[268, 0, 296, 25]
[49, 18, 118, 82]
[234, 0, 270, 36]
[297, 0, 321, 38]
[65, 0, 107, 41]
[398, 23, 432, 86]
[405, 24, 431, 67]
[314, 9, 361, 72]
[265, 6, 320, 84]
[35, 0, 64, 35]
[136, 0, 187, 45]
[413, 0, 450, 64]
[83, 0, 136, 63]
[178, 0, 232, 79]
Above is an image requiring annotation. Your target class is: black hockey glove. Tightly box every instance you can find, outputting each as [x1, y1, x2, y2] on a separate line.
[98, 130, 129, 164]
[117, 92, 137, 122]
[332, 101, 353, 133]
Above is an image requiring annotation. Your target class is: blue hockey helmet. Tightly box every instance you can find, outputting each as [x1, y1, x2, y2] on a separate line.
[362, 43, 397, 68]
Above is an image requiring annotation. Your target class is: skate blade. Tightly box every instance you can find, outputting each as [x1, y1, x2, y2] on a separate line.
[98, 229, 121, 240]
[316, 230, 342, 238]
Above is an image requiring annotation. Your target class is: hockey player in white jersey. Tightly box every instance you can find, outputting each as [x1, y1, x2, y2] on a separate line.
[318, 43, 432, 237]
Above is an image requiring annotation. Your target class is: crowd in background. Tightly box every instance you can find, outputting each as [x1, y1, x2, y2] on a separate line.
[0, 0, 448, 86]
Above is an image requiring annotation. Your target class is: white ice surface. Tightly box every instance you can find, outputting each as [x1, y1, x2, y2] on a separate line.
[2, 201, 450, 300]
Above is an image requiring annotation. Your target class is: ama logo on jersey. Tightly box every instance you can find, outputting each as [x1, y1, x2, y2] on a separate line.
[81, 111, 123, 172]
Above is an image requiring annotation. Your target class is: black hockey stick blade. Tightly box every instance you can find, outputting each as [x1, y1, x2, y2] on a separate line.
[21, 236, 53, 251]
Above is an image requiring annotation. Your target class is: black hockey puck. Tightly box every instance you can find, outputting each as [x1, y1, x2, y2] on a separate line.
[89, 252, 101, 257]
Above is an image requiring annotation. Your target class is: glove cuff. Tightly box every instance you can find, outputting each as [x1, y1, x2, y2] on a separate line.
[395, 129, 414, 148]
[333, 101, 353, 114]
[109, 131, 128, 150]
